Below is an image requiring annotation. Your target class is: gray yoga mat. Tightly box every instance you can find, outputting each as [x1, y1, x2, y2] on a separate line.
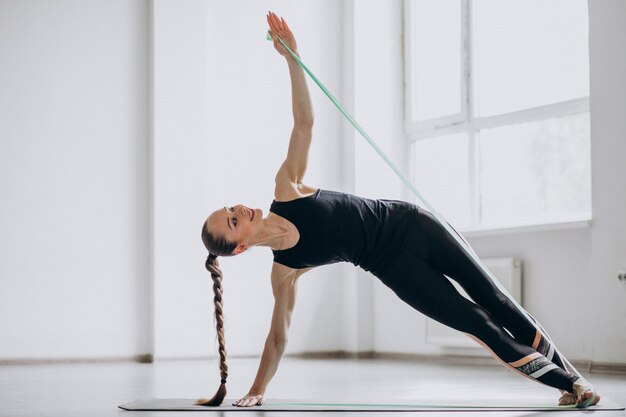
[119, 397, 625, 412]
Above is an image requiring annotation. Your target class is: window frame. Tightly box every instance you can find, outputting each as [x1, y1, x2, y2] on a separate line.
[403, 0, 591, 233]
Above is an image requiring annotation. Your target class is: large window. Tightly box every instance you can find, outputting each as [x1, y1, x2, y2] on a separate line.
[405, 0, 591, 231]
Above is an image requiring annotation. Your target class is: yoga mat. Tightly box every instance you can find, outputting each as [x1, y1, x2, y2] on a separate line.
[119, 397, 624, 412]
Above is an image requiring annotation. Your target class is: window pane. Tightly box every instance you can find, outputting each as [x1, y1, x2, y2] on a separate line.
[414, 133, 471, 227]
[409, 0, 461, 121]
[472, 0, 589, 117]
[479, 113, 591, 227]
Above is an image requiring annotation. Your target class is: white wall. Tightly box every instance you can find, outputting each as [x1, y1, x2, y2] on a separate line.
[0, 0, 348, 362]
[0, 0, 151, 359]
[587, 0, 626, 363]
[465, 0, 626, 365]
[339, 0, 408, 353]
[344, 0, 453, 358]
[1, 0, 624, 366]
[152, 0, 346, 358]
[151, 0, 213, 359]
[365, 0, 626, 365]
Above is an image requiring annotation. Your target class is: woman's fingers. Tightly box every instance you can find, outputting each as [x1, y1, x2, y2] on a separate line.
[270, 12, 280, 30]
[267, 12, 275, 29]
[270, 11, 286, 34]
[282, 18, 292, 33]
[267, 11, 295, 54]
[233, 395, 264, 407]
[267, 13, 275, 29]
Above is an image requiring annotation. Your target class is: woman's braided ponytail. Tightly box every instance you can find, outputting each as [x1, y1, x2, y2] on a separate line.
[195, 253, 228, 406]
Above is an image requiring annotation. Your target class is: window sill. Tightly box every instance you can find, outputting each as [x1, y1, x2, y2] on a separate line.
[460, 218, 592, 238]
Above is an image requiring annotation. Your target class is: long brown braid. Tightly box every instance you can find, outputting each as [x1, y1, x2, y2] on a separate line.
[195, 253, 228, 406]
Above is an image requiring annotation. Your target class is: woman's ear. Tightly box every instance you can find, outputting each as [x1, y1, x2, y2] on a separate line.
[233, 243, 247, 255]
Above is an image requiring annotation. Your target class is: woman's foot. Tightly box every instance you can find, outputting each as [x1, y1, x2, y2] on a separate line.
[559, 390, 577, 406]
[572, 378, 601, 407]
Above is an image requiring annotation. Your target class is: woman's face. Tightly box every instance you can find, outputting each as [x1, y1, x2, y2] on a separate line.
[206, 204, 263, 255]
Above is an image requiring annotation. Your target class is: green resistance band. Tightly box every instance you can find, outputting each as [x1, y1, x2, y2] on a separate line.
[268, 401, 579, 410]
[266, 31, 595, 409]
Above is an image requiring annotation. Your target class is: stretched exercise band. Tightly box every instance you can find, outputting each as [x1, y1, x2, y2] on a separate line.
[267, 31, 595, 408]
[268, 400, 582, 410]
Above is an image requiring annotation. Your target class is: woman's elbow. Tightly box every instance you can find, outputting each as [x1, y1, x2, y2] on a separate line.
[268, 327, 288, 346]
[272, 335, 288, 349]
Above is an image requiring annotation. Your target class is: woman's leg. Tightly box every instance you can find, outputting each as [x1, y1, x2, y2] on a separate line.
[416, 209, 568, 372]
[378, 251, 578, 393]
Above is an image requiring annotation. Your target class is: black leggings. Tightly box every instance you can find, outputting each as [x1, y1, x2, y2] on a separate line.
[377, 208, 578, 393]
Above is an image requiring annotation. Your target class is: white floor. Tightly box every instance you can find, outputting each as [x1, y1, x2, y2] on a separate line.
[1, 356, 625, 416]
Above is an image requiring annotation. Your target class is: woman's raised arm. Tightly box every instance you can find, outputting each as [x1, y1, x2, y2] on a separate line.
[267, 12, 314, 190]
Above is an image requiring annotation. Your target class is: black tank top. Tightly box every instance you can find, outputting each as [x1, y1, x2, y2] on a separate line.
[269, 189, 420, 273]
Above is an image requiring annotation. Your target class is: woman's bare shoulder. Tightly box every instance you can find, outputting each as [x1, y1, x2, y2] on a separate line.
[274, 180, 318, 202]
[271, 262, 314, 282]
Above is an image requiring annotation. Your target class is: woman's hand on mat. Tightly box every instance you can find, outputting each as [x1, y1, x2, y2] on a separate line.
[232, 393, 265, 407]
[266, 11, 297, 58]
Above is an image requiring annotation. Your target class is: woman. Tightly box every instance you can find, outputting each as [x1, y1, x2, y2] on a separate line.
[198, 11, 600, 408]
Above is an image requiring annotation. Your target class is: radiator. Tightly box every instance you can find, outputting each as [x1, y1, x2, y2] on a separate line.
[425, 257, 523, 348]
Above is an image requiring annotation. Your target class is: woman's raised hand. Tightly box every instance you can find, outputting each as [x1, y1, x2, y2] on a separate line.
[266, 11, 297, 57]
[232, 393, 265, 407]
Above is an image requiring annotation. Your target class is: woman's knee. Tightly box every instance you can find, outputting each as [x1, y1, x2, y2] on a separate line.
[458, 304, 510, 342]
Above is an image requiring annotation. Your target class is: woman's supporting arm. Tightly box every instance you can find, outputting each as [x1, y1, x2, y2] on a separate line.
[246, 333, 288, 398]
[233, 262, 301, 407]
